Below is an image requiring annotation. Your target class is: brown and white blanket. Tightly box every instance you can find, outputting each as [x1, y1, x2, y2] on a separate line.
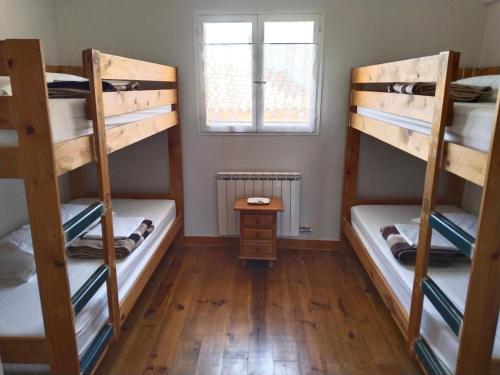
[68, 219, 154, 259]
[381, 225, 467, 266]
[388, 82, 492, 102]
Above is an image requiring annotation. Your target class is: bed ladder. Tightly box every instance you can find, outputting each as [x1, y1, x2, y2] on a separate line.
[408, 52, 500, 375]
[63, 202, 117, 375]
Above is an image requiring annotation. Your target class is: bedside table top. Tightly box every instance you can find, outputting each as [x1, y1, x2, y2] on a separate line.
[233, 197, 284, 212]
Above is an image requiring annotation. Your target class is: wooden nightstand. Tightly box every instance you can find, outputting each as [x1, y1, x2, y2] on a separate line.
[233, 197, 284, 268]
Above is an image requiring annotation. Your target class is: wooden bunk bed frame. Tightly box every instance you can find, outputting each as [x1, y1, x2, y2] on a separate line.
[342, 51, 500, 375]
[0, 39, 184, 375]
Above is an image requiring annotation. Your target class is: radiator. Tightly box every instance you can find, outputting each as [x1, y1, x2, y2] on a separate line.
[216, 172, 301, 237]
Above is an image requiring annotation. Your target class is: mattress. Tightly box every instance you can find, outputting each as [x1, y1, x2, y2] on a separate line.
[351, 205, 500, 374]
[0, 99, 172, 147]
[0, 198, 176, 356]
[357, 102, 496, 152]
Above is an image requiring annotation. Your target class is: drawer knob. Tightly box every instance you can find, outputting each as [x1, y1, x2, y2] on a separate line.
[255, 233, 260, 238]
[256, 219, 261, 224]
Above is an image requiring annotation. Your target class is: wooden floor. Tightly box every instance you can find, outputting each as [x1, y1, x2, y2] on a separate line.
[96, 246, 421, 375]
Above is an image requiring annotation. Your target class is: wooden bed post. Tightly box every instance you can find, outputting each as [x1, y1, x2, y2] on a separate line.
[455, 90, 500, 375]
[407, 51, 460, 351]
[5, 39, 80, 374]
[169, 68, 185, 244]
[83, 49, 122, 338]
[342, 70, 360, 221]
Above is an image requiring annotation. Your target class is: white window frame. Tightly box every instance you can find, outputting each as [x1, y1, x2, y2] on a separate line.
[195, 12, 324, 135]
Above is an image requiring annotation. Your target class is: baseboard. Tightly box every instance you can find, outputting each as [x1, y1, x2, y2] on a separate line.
[184, 236, 342, 252]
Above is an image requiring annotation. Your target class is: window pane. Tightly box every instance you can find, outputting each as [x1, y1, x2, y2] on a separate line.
[264, 21, 315, 44]
[262, 44, 316, 127]
[204, 22, 253, 44]
[204, 44, 253, 127]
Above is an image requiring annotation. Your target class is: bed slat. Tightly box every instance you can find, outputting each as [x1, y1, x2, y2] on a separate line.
[99, 53, 177, 82]
[429, 212, 475, 258]
[0, 41, 7, 75]
[0, 97, 15, 129]
[72, 264, 109, 316]
[53, 111, 179, 175]
[352, 55, 440, 84]
[102, 89, 177, 117]
[63, 202, 105, 244]
[414, 338, 447, 375]
[422, 277, 464, 336]
[350, 113, 488, 186]
[79, 323, 114, 375]
[0, 337, 49, 363]
[351, 91, 435, 123]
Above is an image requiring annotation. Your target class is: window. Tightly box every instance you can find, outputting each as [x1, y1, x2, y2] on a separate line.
[196, 13, 323, 134]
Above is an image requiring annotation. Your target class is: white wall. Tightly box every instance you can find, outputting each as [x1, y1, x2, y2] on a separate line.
[51, 0, 488, 240]
[0, 0, 60, 238]
[480, 1, 500, 66]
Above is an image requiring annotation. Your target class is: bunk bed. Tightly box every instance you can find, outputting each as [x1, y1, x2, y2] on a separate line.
[342, 51, 500, 375]
[0, 39, 184, 375]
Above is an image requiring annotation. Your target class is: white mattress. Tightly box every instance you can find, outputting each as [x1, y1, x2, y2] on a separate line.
[357, 102, 496, 152]
[0, 99, 172, 147]
[351, 205, 500, 374]
[0, 198, 176, 356]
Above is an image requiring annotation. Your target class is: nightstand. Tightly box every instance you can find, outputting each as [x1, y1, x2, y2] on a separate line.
[233, 197, 284, 268]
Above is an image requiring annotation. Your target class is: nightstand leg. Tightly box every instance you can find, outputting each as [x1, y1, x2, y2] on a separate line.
[268, 260, 275, 269]
[240, 259, 247, 267]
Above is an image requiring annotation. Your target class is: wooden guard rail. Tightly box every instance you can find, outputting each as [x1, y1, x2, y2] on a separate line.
[351, 54, 440, 83]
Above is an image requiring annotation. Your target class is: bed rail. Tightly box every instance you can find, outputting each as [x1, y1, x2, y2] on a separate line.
[429, 212, 475, 258]
[0, 41, 7, 75]
[414, 338, 447, 375]
[72, 264, 110, 315]
[79, 323, 114, 375]
[351, 91, 435, 122]
[98, 53, 177, 82]
[102, 89, 177, 117]
[352, 54, 441, 84]
[63, 201, 104, 243]
[422, 277, 464, 336]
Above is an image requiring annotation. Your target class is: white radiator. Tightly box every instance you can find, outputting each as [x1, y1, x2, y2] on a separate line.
[216, 172, 301, 237]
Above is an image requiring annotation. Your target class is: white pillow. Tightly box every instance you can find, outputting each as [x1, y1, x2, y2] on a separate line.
[0, 72, 86, 96]
[455, 75, 500, 102]
[0, 244, 35, 283]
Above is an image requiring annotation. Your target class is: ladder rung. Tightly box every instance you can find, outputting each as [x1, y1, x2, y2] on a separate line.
[63, 202, 105, 244]
[79, 323, 114, 375]
[72, 264, 109, 316]
[422, 277, 463, 336]
[414, 338, 447, 375]
[429, 211, 475, 258]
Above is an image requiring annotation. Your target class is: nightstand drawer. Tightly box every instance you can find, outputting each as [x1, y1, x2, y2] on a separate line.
[242, 228, 273, 241]
[241, 242, 274, 257]
[242, 214, 273, 227]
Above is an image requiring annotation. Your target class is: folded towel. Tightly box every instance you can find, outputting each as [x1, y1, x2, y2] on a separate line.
[381, 225, 467, 266]
[68, 220, 154, 259]
[395, 224, 456, 250]
[83, 216, 146, 240]
[388, 82, 492, 102]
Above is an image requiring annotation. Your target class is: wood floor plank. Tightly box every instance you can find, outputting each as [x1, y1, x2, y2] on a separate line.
[95, 247, 421, 375]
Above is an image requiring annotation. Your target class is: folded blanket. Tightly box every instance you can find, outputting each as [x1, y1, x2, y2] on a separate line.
[68, 220, 154, 259]
[381, 225, 467, 266]
[83, 216, 146, 240]
[47, 80, 140, 98]
[388, 82, 492, 102]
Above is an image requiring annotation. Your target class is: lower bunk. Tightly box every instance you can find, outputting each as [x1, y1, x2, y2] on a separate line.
[343, 204, 500, 375]
[0, 198, 181, 368]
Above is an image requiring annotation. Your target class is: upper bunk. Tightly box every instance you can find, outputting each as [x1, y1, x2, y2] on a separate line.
[348, 52, 500, 187]
[0, 39, 180, 178]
